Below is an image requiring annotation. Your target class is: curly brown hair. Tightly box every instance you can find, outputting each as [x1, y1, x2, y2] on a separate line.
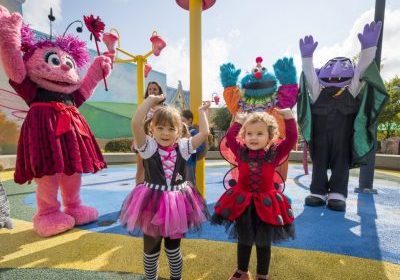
[239, 112, 278, 143]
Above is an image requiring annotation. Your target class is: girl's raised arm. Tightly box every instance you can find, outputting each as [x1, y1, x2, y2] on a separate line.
[132, 94, 165, 148]
[274, 108, 298, 164]
[191, 101, 211, 149]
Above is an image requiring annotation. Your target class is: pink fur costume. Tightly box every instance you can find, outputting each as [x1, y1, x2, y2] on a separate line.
[0, 5, 112, 237]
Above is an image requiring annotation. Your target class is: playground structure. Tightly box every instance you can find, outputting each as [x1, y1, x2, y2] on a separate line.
[1, 0, 400, 279]
[175, 0, 217, 197]
[107, 29, 167, 104]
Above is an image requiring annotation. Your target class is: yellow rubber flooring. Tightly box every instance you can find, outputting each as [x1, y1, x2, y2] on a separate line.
[1, 219, 399, 280]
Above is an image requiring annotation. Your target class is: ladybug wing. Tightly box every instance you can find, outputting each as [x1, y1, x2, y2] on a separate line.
[273, 170, 285, 193]
[223, 166, 239, 190]
[219, 135, 238, 166]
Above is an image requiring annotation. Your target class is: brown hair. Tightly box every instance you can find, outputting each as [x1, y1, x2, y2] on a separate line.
[151, 106, 183, 135]
[144, 81, 163, 99]
[239, 112, 278, 143]
[181, 109, 194, 121]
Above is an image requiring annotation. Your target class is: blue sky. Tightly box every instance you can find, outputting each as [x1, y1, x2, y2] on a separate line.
[22, 0, 400, 102]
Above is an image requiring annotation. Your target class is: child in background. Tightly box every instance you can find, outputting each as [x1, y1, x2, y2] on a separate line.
[181, 109, 207, 185]
[120, 94, 210, 280]
[212, 109, 297, 280]
[0, 177, 13, 229]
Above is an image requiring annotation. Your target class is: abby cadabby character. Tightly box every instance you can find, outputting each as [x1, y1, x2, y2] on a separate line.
[0, 5, 112, 237]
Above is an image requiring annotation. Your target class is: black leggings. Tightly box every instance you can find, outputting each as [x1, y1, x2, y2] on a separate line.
[238, 243, 271, 275]
[144, 234, 182, 280]
[144, 234, 181, 254]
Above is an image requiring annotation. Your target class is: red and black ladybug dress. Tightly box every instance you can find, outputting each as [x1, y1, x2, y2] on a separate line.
[212, 119, 297, 246]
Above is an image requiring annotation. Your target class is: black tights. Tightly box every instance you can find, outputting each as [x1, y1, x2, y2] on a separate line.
[144, 234, 181, 254]
[238, 243, 271, 275]
[144, 234, 182, 280]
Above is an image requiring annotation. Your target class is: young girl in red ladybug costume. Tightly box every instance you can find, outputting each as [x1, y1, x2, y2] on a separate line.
[212, 108, 297, 280]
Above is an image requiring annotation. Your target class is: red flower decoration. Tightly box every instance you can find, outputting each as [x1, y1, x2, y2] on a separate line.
[83, 14, 108, 91]
[83, 15, 105, 41]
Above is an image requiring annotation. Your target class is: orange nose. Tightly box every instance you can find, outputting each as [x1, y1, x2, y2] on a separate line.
[61, 64, 70, 71]
[254, 72, 262, 80]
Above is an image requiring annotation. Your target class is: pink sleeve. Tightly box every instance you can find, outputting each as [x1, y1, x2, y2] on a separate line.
[9, 77, 37, 104]
[276, 84, 298, 109]
[226, 122, 243, 158]
[73, 90, 87, 108]
[274, 119, 298, 164]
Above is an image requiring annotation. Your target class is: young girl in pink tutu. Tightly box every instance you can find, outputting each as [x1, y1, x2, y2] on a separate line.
[120, 94, 210, 280]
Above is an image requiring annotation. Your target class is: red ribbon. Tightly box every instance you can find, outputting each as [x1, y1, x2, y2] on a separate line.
[30, 102, 89, 137]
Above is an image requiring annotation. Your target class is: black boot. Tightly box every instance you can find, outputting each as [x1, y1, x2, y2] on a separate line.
[305, 195, 326, 207]
[327, 199, 346, 212]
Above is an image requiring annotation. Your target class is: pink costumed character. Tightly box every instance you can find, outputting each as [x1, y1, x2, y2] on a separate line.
[0, 5, 112, 237]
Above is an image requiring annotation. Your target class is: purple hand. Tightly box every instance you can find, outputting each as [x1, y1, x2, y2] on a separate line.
[299, 35, 318, 58]
[357, 21, 382, 50]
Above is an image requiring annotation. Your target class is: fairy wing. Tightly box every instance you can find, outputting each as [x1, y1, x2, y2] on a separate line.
[273, 170, 285, 193]
[223, 166, 239, 190]
[219, 134, 245, 166]
[0, 88, 28, 122]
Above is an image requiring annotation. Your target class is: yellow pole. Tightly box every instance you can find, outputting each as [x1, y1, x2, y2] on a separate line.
[189, 0, 205, 197]
[136, 55, 145, 104]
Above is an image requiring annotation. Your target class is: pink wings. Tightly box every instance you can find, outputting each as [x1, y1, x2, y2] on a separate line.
[0, 88, 28, 120]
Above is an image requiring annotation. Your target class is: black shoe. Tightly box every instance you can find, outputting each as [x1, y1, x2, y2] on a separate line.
[327, 199, 346, 212]
[305, 195, 326, 207]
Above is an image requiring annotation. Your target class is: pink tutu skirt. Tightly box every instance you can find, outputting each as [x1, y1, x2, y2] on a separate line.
[120, 182, 209, 239]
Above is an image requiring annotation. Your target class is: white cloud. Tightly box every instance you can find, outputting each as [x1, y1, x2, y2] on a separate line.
[152, 35, 231, 104]
[151, 37, 189, 90]
[202, 38, 230, 101]
[22, 0, 62, 34]
[228, 29, 241, 40]
[310, 8, 400, 81]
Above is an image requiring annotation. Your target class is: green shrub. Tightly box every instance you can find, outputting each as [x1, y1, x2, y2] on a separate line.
[104, 138, 133, 152]
[208, 145, 219, 151]
[0, 144, 18, 155]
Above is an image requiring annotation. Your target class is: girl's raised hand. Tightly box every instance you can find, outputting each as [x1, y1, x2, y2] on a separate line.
[199, 101, 211, 113]
[234, 112, 247, 124]
[146, 94, 166, 106]
[276, 108, 294, 119]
